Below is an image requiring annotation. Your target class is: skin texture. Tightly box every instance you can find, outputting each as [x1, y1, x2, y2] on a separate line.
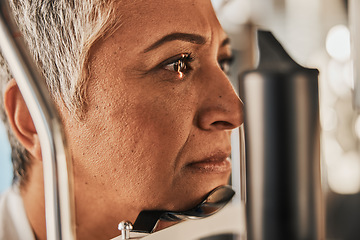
[3, 0, 243, 239]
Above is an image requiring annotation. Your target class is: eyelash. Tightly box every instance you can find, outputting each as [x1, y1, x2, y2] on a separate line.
[160, 53, 234, 79]
[162, 53, 194, 77]
[218, 56, 234, 75]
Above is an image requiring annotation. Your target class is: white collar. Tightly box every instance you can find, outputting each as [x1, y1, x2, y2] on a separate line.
[0, 184, 35, 240]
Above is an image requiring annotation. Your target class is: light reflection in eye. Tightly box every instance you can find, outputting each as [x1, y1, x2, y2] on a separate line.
[178, 71, 184, 79]
[163, 53, 193, 79]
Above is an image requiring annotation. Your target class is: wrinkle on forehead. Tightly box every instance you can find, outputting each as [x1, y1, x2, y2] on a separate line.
[114, 0, 223, 39]
[88, 0, 228, 71]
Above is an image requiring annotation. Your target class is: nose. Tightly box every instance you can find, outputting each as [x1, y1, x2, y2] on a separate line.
[197, 67, 243, 131]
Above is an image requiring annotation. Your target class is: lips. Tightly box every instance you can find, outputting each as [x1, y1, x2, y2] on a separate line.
[186, 153, 231, 173]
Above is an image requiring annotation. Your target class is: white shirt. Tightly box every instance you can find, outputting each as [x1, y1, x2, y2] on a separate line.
[0, 185, 35, 240]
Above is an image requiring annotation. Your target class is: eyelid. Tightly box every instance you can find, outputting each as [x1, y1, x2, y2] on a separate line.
[218, 55, 234, 64]
[218, 55, 234, 74]
[159, 53, 193, 68]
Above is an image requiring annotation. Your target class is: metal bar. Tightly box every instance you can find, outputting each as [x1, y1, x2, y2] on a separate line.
[0, 2, 75, 239]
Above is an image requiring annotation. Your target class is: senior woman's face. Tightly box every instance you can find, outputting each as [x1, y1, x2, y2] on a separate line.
[62, 0, 243, 235]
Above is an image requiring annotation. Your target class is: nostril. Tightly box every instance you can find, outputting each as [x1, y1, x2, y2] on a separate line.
[197, 106, 242, 131]
[211, 121, 234, 130]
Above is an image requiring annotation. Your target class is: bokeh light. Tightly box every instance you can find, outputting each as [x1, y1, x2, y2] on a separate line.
[327, 151, 360, 194]
[326, 25, 351, 62]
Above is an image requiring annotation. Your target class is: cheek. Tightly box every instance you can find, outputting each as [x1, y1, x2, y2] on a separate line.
[125, 95, 194, 166]
[68, 89, 196, 192]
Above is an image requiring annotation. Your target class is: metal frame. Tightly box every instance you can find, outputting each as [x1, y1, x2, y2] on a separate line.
[0, 1, 75, 239]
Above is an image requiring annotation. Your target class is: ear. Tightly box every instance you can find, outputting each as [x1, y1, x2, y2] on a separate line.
[3, 79, 42, 161]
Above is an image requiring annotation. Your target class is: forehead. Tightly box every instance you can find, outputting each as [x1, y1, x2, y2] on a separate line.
[113, 0, 226, 46]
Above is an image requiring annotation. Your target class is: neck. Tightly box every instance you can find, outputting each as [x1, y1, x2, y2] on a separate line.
[73, 186, 137, 240]
[21, 160, 47, 240]
[21, 161, 140, 240]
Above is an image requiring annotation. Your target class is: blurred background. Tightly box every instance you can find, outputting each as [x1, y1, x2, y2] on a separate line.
[0, 0, 359, 239]
[212, 0, 360, 239]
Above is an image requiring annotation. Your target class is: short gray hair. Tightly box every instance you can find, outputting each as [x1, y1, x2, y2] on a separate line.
[0, 0, 120, 184]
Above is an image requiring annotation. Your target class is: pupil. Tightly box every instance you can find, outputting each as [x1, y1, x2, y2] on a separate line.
[175, 59, 184, 72]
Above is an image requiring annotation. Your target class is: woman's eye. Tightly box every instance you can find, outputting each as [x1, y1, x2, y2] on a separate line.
[165, 55, 186, 72]
[163, 54, 193, 77]
[219, 56, 234, 75]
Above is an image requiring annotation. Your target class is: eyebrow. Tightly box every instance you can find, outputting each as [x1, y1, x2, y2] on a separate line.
[143, 32, 207, 53]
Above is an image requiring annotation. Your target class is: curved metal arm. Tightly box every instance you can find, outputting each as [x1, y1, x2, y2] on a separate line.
[0, 2, 75, 240]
